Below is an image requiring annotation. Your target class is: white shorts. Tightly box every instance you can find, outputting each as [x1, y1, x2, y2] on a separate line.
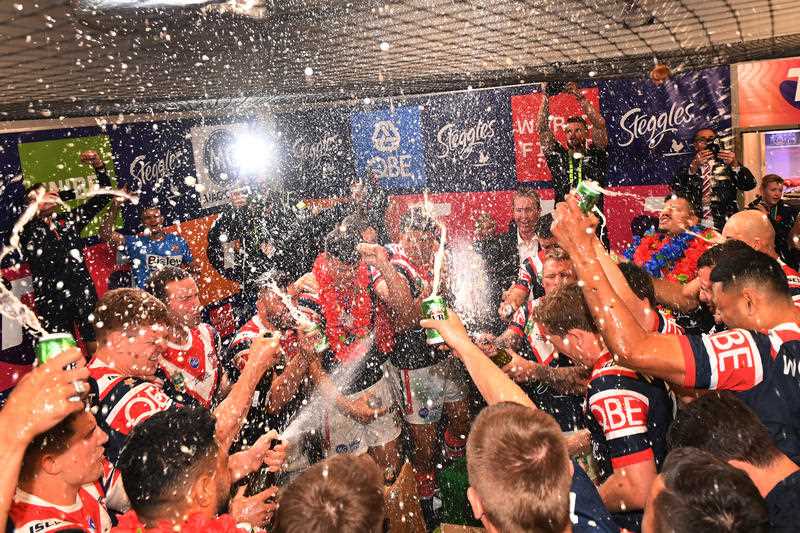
[324, 376, 401, 456]
[387, 358, 469, 425]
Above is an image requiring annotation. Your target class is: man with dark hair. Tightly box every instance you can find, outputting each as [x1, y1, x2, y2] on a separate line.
[273, 454, 385, 533]
[536, 82, 608, 205]
[117, 406, 279, 529]
[643, 447, 769, 533]
[8, 410, 112, 533]
[12, 150, 114, 353]
[382, 207, 471, 522]
[466, 402, 617, 533]
[531, 284, 676, 531]
[88, 288, 280, 467]
[301, 223, 411, 479]
[224, 274, 316, 470]
[147, 266, 224, 410]
[672, 127, 756, 230]
[667, 392, 800, 532]
[552, 196, 800, 464]
[101, 201, 195, 289]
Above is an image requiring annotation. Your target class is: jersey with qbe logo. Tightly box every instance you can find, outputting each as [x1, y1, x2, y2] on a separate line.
[586, 352, 676, 483]
[88, 359, 175, 466]
[8, 485, 111, 533]
[158, 323, 221, 409]
[679, 322, 800, 463]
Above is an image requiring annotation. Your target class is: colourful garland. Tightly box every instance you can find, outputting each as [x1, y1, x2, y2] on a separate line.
[623, 225, 715, 284]
[312, 253, 394, 361]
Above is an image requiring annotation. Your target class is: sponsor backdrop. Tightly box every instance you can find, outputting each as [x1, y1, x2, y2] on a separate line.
[737, 57, 800, 128]
[0, 64, 743, 381]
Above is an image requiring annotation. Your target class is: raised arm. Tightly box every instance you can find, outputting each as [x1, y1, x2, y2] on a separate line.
[593, 239, 653, 329]
[567, 82, 608, 150]
[421, 311, 535, 409]
[536, 84, 556, 155]
[551, 197, 687, 385]
[358, 243, 415, 330]
[99, 198, 125, 248]
[214, 335, 280, 451]
[652, 276, 701, 313]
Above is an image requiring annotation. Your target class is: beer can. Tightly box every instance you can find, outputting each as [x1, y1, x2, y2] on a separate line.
[306, 324, 329, 353]
[421, 295, 448, 345]
[490, 348, 513, 367]
[574, 180, 602, 214]
[35, 333, 77, 366]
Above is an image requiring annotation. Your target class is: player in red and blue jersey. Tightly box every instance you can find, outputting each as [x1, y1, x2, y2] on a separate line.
[146, 267, 223, 410]
[553, 196, 800, 465]
[532, 284, 675, 532]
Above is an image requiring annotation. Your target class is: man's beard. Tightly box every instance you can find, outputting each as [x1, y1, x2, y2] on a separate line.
[217, 491, 231, 516]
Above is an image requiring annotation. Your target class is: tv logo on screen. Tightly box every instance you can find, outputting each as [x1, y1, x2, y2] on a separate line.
[780, 68, 800, 109]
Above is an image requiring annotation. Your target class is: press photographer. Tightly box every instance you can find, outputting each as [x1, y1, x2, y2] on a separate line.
[672, 127, 756, 230]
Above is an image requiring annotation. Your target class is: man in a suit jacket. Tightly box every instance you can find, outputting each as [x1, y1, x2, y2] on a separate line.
[672, 127, 756, 230]
[474, 187, 541, 334]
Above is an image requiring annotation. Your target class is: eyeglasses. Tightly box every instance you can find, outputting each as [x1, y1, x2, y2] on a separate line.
[694, 136, 716, 143]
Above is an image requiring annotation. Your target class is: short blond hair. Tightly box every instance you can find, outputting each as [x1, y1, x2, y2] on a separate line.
[467, 403, 572, 533]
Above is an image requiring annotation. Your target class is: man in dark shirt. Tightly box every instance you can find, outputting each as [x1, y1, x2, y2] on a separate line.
[672, 127, 756, 230]
[536, 82, 608, 204]
[747, 173, 800, 267]
[15, 150, 113, 352]
[667, 392, 800, 533]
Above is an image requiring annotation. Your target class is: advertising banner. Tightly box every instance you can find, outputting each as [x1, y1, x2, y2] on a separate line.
[109, 120, 200, 229]
[275, 110, 355, 198]
[512, 87, 601, 184]
[422, 89, 516, 192]
[190, 122, 281, 209]
[600, 65, 730, 186]
[17, 134, 118, 237]
[351, 105, 426, 190]
[737, 56, 800, 128]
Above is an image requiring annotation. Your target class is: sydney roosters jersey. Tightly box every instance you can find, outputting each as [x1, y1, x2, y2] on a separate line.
[8, 485, 111, 533]
[779, 260, 800, 308]
[509, 298, 556, 366]
[512, 251, 546, 299]
[679, 322, 800, 463]
[157, 323, 221, 409]
[652, 309, 685, 335]
[88, 359, 175, 466]
[378, 244, 448, 370]
[586, 352, 676, 483]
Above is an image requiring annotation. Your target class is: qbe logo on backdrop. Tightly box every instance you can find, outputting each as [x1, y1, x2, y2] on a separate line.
[351, 106, 426, 189]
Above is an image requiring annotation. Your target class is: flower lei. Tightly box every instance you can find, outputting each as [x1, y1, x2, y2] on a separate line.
[113, 510, 246, 532]
[312, 253, 394, 361]
[623, 225, 715, 284]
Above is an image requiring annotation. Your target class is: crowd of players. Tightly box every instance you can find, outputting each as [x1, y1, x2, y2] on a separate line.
[1, 87, 800, 533]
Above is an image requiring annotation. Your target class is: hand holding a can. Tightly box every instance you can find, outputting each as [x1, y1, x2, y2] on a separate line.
[552, 195, 598, 257]
[420, 308, 470, 352]
[0, 348, 89, 446]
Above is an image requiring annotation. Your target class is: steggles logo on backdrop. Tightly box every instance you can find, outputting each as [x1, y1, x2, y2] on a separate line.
[435, 119, 496, 162]
[617, 101, 696, 150]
